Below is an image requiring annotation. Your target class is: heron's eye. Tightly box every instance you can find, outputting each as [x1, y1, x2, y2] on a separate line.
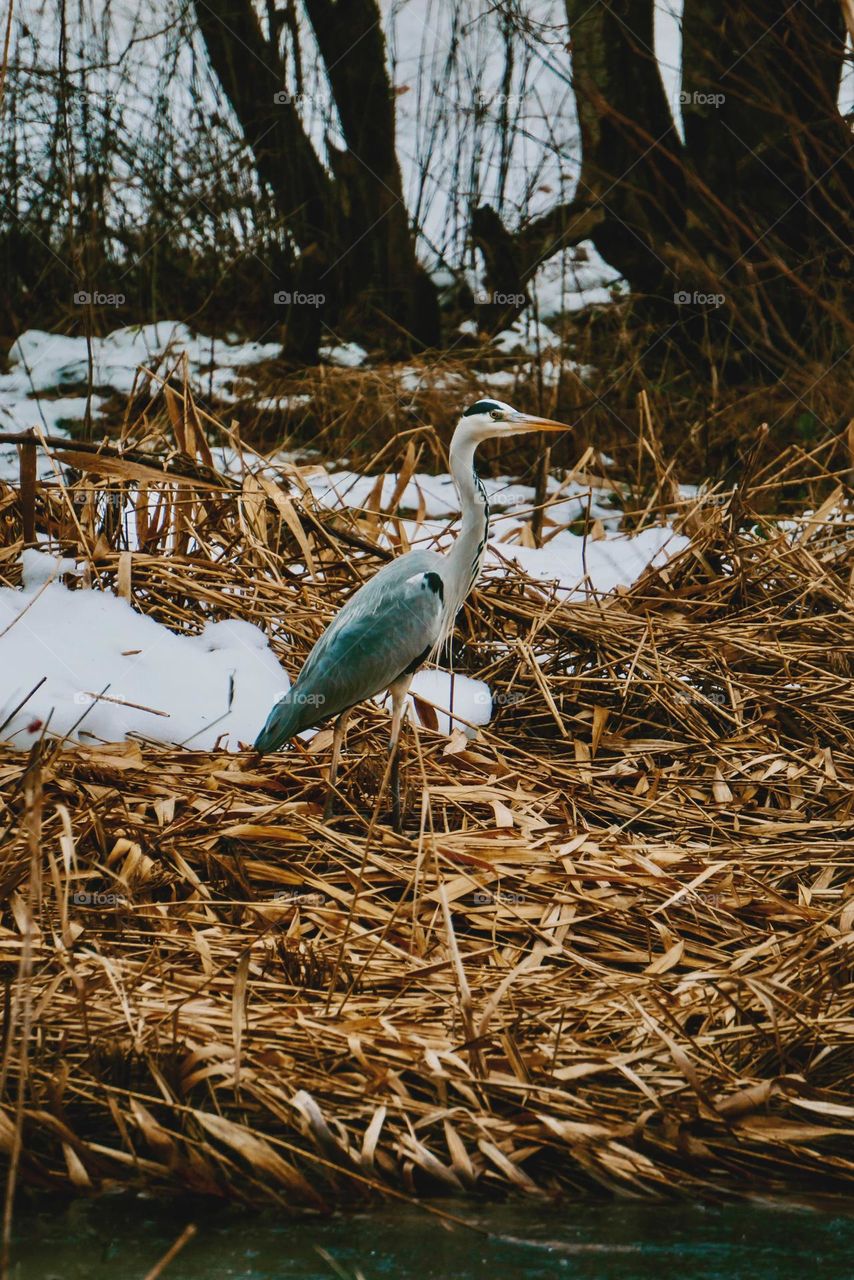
[490, 409, 502, 421]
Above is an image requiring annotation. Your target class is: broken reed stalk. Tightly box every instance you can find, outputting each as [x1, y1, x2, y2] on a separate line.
[16, 433, 36, 549]
[0, 386, 852, 1208]
[1, 747, 42, 1280]
[141, 1223, 198, 1280]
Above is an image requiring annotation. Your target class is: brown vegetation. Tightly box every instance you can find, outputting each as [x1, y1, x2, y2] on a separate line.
[0, 392, 852, 1208]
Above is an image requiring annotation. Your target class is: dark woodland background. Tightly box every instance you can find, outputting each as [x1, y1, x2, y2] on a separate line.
[1, 1, 851, 473]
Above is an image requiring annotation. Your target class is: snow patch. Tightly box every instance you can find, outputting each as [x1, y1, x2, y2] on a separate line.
[0, 552, 499, 751]
[321, 341, 369, 368]
[0, 553, 287, 750]
[377, 669, 492, 737]
[529, 244, 623, 317]
[493, 317, 562, 355]
[488, 524, 689, 600]
[0, 324, 284, 479]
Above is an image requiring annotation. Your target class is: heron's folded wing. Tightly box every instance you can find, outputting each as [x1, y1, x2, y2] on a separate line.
[289, 569, 445, 724]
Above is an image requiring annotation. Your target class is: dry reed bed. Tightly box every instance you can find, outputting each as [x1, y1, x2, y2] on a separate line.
[0, 410, 853, 1207]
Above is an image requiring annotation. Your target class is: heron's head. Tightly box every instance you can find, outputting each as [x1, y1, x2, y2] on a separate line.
[457, 398, 570, 442]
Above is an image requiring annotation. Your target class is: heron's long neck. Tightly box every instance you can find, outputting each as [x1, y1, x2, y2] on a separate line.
[443, 430, 490, 632]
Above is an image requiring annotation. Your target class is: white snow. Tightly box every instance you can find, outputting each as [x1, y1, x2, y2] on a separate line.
[320, 341, 369, 368]
[304, 466, 618, 528]
[379, 670, 492, 737]
[304, 469, 464, 518]
[480, 356, 594, 393]
[0, 550, 287, 751]
[294, 460, 687, 603]
[0, 514, 688, 756]
[493, 317, 561, 355]
[529, 244, 623, 318]
[0, 323, 284, 479]
[254, 394, 314, 413]
[284, 457, 688, 601]
[0, 551, 504, 752]
[305, 467, 539, 521]
[4, 395, 107, 439]
[480, 369, 518, 391]
[487, 524, 689, 600]
[5, 323, 280, 401]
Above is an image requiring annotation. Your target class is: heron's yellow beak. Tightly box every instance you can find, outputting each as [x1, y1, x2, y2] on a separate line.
[510, 412, 571, 434]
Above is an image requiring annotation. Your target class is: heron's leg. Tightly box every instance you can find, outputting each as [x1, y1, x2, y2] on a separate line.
[387, 675, 412, 831]
[323, 708, 352, 821]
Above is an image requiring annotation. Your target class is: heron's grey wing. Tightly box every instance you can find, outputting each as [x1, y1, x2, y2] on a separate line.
[254, 561, 445, 751]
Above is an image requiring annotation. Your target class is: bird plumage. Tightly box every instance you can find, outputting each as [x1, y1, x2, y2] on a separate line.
[254, 399, 569, 789]
[254, 551, 446, 751]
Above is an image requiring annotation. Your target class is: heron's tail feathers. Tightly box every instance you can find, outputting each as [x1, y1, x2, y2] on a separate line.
[253, 693, 303, 753]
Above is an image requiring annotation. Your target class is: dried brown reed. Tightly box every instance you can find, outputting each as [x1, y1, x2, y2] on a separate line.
[0, 391, 852, 1210]
[200, 344, 852, 502]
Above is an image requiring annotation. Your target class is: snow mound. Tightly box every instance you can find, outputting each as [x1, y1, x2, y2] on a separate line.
[409, 670, 492, 735]
[487, 525, 689, 600]
[0, 552, 287, 750]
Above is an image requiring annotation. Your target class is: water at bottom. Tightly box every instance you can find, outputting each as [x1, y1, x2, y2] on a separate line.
[9, 1194, 854, 1279]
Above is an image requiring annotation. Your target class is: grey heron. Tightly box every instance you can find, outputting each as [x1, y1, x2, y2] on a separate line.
[254, 399, 570, 825]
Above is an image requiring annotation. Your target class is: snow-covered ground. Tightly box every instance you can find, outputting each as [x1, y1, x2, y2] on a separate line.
[0, 465, 688, 752]
[0, 315, 599, 482]
[300, 466, 613, 525]
[0, 551, 500, 751]
[0, 323, 287, 478]
[0, 314, 691, 755]
[0, 314, 690, 755]
[485, 524, 685, 600]
[0, 550, 285, 751]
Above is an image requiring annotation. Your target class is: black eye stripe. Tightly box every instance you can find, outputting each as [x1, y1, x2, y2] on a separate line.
[462, 399, 505, 417]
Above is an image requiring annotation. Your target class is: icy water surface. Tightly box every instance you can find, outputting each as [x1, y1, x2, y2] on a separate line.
[9, 1196, 854, 1279]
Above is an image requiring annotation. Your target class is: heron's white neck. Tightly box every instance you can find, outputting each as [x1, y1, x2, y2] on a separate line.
[440, 427, 490, 644]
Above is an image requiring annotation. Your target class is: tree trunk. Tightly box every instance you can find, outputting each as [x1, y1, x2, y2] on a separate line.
[680, 0, 851, 347]
[193, 0, 439, 359]
[192, 0, 334, 252]
[304, 0, 439, 349]
[563, 0, 686, 298]
[473, 0, 852, 365]
[471, 199, 604, 330]
[474, 1, 686, 321]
